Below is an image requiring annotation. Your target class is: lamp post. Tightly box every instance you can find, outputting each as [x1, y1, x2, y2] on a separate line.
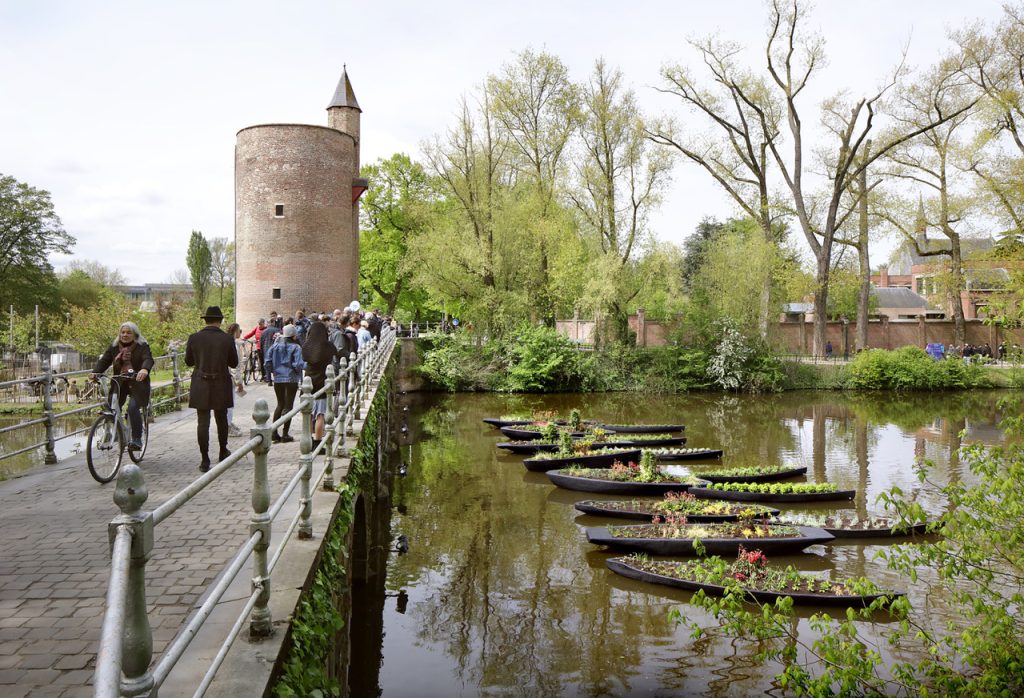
[842, 316, 850, 361]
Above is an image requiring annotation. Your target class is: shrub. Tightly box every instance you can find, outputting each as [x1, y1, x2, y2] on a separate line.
[846, 347, 988, 390]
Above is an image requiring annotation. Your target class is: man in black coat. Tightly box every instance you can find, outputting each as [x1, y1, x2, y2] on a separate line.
[185, 306, 238, 471]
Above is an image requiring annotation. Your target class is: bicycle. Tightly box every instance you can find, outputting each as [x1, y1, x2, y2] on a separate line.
[242, 340, 263, 385]
[86, 372, 151, 484]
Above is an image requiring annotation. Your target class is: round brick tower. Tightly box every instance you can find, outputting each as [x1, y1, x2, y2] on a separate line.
[234, 68, 362, 330]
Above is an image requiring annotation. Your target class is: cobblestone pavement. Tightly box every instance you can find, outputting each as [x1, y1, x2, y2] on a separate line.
[0, 383, 313, 697]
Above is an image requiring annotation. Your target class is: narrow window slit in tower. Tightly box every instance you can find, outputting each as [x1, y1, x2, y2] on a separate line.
[272, 288, 282, 300]
[274, 204, 285, 217]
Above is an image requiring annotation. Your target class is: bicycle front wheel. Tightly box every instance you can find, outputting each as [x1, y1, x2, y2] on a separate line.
[87, 414, 123, 483]
[128, 407, 150, 464]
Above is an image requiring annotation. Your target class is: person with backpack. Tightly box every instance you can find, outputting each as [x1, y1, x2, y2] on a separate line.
[263, 324, 305, 443]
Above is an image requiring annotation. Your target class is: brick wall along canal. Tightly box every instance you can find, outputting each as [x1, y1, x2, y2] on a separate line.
[346, 390, 1011, 696]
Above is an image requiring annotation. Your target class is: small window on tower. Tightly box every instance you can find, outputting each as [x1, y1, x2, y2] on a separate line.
[274, 204, 285, 217]
[272, 288, 282, 300]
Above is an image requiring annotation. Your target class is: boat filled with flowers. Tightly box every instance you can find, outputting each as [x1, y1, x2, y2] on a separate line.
[690, 481, 856, 503]
[691, 464, 807, 483]
[574, 492, 779, 522]
[606, 549, 903, 607]
[547, 453, 707, 495]
[776, 512, 934, 538]
[586, 521, 832, 555]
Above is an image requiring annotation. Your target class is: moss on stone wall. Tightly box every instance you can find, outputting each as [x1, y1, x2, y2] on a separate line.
[272, 370, 390, 698]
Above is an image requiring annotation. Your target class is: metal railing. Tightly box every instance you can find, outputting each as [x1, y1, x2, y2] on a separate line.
[0, 352, 193, 465]
[92, 328, 397, 698]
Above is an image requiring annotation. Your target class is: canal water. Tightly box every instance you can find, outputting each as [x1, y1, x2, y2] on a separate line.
[0, 413, 94, 478]
[349, 390, 1012, 697]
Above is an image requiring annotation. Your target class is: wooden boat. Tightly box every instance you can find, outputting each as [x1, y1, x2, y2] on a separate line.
[606, 557, 903, 608]
[597, 423, 685, 434]
[499, 426, 597, 441]
[522, 449, 642, 473]
[689, 486, 856, 503]
[546, 469, 707, 495]
[654, 448, 724, 461]
[776, 518, 933, 539]
[574, 499, 780, 522]
[498, 436, 687, 455]
[696, 466, 807, 484]
[609, 436, 687, 448]
[482, 417, 533, 428]
[586, 524, 834, 556]
[496, 441, 559, 455]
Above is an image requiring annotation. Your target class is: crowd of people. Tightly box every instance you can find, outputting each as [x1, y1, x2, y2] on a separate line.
[87, 303, 393, 473]
[925, 341, 1021, 362]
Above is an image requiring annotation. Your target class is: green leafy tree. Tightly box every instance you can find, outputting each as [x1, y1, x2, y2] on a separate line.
[63, 259, 125, 287]
[186, 230, 212, 305]
[360, 154, 436, 317]
[58, 270, 106, 310]
[0, 173, 74, 313]
[570, 59, 672, 343]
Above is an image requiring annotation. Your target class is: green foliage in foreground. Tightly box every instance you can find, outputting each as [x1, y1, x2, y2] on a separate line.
[677, 398, 1024, 696]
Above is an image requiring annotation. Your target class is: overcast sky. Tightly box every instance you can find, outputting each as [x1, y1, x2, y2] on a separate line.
[0, 0, 1006, 285]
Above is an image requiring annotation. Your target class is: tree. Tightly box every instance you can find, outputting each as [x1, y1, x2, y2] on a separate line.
[185, 230, 212, 305]
[875, 59, 979, 344]
[650, 35, 785, 338]
[570, 59, 672, 342]
[207, 237, 234, 307]
[360, 154, 436, 316]
[0, 173, 74, 313]
[58, 270, 106, 309]
[63, 259, 126, 287]
[488, 48, 580, 324]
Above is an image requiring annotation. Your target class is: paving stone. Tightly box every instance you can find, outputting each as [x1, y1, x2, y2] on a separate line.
[0, 381, 344, 693]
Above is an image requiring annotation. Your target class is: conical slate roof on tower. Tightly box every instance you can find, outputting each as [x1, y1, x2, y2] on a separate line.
[328, 65, 361, 111]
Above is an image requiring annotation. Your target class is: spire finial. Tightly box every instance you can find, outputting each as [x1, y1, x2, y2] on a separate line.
[327, 66, 361, 112]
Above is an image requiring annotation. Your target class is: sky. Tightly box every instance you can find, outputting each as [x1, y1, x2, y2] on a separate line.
[0, 0, 1007, 285]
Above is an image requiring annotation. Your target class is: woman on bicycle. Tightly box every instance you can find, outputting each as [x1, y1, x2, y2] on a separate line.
[92, 322, 153, 450]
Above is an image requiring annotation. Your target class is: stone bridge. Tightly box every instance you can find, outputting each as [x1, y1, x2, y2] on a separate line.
[0, 339, 409, 697]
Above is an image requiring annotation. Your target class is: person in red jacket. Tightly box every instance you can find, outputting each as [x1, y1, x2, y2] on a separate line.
[243, 318, 268, 380]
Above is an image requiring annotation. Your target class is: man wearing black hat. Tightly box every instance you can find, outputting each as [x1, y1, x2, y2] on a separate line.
[185, 306, 238, 471]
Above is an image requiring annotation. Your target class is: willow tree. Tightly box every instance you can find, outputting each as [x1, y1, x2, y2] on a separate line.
[569, 59, 672, 343]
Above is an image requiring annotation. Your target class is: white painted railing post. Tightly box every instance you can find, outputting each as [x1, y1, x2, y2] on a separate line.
[298, 377, 314, 539]
[249, 399, 273, 638]
[323, 364, 336, 490]
[111, 464, 155, 697]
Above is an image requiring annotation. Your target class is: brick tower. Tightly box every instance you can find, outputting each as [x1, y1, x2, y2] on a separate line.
[234, 67, 365, 330]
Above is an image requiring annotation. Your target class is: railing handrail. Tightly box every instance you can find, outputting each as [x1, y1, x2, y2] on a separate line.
[93, 328, 398, 697]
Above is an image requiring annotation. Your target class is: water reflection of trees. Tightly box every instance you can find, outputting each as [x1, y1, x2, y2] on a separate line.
[376, 391, 1013, 695]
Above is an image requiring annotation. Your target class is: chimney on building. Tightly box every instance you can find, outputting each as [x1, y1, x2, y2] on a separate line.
[879, 267, 889, 288]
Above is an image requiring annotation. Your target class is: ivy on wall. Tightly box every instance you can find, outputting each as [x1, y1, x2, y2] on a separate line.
[273, 375, 388, 698]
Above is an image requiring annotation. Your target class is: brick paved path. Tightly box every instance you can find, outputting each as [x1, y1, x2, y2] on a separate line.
[0, 384, 310, 697]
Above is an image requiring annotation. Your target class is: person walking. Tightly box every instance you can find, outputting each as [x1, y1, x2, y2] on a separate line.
[260, 319, 283, 383]
[302, 321, 338, 450]
[225, 322, 247, 437]
[263, 324, 305, 442]
[185, 306, 237, 472]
